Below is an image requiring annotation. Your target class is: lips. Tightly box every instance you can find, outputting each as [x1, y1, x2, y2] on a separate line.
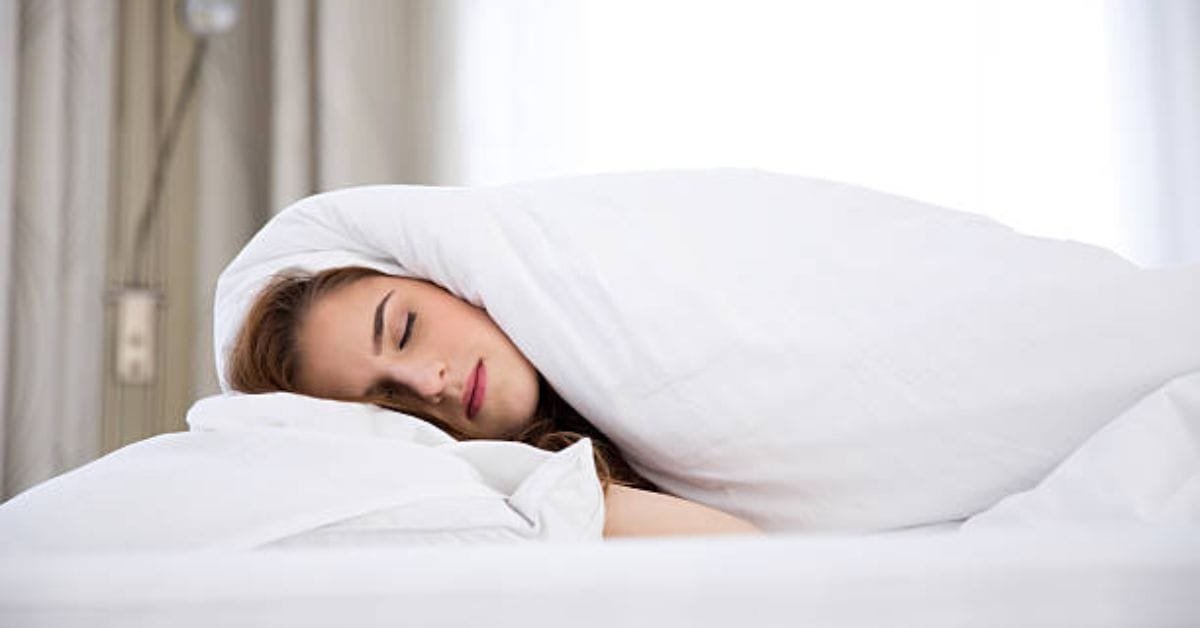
[462, 359, 486, 420]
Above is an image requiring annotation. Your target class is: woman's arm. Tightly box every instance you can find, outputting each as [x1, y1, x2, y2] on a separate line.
[602, 484, 763, 538]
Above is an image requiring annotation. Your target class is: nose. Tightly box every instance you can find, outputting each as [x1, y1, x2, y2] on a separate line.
[382, 358, 448, 404]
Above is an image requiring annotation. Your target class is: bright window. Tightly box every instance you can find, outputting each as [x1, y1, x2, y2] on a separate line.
[454, 0, 1123, 254]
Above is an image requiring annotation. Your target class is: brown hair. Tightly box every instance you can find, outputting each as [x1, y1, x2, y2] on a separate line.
[226, 266, 654, 490]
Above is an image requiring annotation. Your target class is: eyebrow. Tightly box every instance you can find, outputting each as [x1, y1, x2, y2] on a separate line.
[372, 290, 395, 356]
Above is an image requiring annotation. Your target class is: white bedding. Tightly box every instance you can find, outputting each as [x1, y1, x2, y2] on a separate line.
[214, 169, 1200, 531]
[965, 370, 1200, 528]
[2, 528, 1196, 628]
[4, 365, 1196, 552]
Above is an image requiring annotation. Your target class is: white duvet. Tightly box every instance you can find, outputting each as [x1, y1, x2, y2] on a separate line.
[965, 369, 1200, 528]
[212, 169, 1200, 532]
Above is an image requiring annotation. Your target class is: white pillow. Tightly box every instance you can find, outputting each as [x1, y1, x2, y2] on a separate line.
[0, 393, 604, 551]
[212, 169, 1200, 531]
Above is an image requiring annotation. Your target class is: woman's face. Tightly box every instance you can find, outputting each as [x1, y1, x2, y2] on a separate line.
[294, 275, 540, 438]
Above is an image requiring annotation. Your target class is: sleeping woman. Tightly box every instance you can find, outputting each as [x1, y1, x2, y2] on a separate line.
[226, 265, 761, 539]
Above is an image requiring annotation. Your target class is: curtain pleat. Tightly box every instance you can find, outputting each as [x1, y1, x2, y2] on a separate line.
[3, 0, 115, 499]
[1109, 0, 1200, 266]
[0, 0, 17, 499]
[269, 0, 317, 214]
[318, 0, 428, 188]
[190, 0, 275, 398]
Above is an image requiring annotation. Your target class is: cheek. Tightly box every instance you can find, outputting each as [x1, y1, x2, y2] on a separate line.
[292, 351, 333, 398]
[485, 362, 539, 433]
[511, 363, 542, 421]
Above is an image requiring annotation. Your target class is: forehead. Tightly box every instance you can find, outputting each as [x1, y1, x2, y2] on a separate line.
[306, 276, 397, 338]
[325, 274, 437, 304]
[320, 274, 392, 311]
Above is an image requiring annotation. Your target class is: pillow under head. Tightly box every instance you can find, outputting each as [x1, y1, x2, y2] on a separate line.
[0, 393, 604, 551]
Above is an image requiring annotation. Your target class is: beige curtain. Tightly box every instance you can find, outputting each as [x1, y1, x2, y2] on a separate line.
[1, 0, 117, 499]
[0, 0, 464, 500]
[0, 0, 14, 500]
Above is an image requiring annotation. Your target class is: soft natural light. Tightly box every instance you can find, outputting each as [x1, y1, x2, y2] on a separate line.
[453, 0, 1124, 254]
[576, 0, 1120, 250]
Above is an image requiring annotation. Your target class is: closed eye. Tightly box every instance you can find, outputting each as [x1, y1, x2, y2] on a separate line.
[397, 311, 416, 349]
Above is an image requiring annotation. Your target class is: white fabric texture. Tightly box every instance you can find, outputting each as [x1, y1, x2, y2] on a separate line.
[0, 393, 604, 551]
[3, 529, 1198, 628]
[212, 169, 1200, 531]
[964, 369, 1200, 528]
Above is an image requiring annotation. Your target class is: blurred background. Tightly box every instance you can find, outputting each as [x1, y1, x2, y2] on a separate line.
[0, 0, 1197, 500]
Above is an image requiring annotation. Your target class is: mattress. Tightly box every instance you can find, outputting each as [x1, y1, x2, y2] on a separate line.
[2, 527, 1196, 628]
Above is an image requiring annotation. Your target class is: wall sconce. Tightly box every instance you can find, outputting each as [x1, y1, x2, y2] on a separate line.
[114, 0, 240, 385]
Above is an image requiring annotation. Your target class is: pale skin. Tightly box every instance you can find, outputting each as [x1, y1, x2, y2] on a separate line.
[295, 274, 762, 538]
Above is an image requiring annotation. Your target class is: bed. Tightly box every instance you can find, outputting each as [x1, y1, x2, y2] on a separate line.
[2, 527, 1197, 627]
[3, 170, 1198, 626]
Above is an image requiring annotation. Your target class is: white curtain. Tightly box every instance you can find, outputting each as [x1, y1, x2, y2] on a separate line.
[440, 0, 584, 185]
[1109, 0, 1200, 267]
[447, 0, 1200, 267]
[0, 0, 116, 499]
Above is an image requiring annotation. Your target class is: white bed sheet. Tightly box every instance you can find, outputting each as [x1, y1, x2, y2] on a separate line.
[2, 527, 1196, 628]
